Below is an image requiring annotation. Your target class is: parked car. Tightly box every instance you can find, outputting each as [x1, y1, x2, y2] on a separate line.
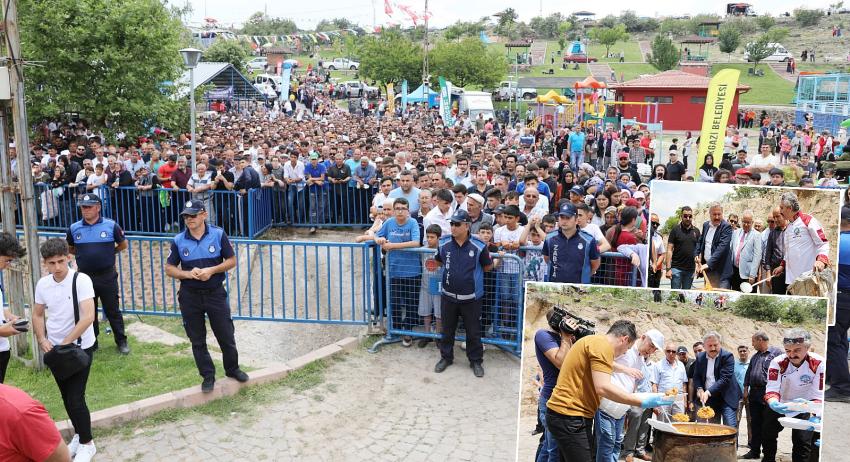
[495, 81, 537, 101]
[340, 80, 379, 98]
[563, 53, 598, 63]
[321, 58, 360, 71]
[246, 56, 268, 71]
[744, 43, 793, 62]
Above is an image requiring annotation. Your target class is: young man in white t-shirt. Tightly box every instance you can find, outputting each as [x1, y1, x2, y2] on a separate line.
[575, 203, 612, 253]
[0, 232, 27, 383]
[32, 238, 98, 462]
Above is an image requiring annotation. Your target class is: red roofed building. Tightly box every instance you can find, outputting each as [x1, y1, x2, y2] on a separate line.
[609, 70, 750, 131]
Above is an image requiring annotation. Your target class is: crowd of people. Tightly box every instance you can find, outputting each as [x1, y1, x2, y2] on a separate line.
[660, 191, 833, 293]
[532, 308, 824, 462]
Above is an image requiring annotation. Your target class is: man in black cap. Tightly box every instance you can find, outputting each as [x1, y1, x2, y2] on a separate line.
[433, 209, 494, 377]
[543, 203, 600, 284]
[164, 200, 248, 393]
[66, 194, 129, 354]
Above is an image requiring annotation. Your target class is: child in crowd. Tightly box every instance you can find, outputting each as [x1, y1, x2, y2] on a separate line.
[818, 168, 840, 187]
[519, 216, 548, 282]
[417, 225, 443, 348]
[477, 222, 498, 335]
[541, 214, 557, 234]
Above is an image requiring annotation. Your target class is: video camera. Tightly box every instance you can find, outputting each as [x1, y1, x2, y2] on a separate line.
[549, 306, 596, 340]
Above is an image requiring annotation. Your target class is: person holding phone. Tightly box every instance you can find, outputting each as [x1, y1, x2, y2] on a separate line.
[0, 232, 27, 383]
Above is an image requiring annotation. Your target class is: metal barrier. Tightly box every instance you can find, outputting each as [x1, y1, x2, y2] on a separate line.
[591, 251, 641, 287]
[283, 184, 376, 228]
[371, 247, 524, 355]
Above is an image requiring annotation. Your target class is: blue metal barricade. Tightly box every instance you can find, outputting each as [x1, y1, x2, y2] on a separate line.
[591, 251, 641, 287]
[287, 184, 377, 228]
[376, 247, 524, 355]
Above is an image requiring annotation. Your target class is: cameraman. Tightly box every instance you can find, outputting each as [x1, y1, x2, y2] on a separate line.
[534, 308, 582, 462]
[546, 320, 673, 462]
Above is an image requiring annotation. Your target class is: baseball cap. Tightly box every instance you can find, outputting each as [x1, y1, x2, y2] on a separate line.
[735, 168, 751, 176]
[558, 202, 577, 217]
[618, 151, 629, 159]
[645, 329, 665, 351]
[467, 193, 485, 206]
[769, 168, 784, 177]
[676, 346, 688, 354]
[493, 204, 507, 215]
[604, 206, 618, 216]
[633, 191, 645, 200]
[309, 152, 319, 160]
[77, 194, 101, 207]
[449, 209, 471, 224]
[569, 185, 585, 196]
[180, 199, 206, 216]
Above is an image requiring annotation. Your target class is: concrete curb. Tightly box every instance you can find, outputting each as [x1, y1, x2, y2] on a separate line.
[55, 336, 360, 439]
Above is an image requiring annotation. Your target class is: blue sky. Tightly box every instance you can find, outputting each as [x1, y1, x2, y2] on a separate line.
[649, 181, 732, 221]
[184, 0, 833, 30]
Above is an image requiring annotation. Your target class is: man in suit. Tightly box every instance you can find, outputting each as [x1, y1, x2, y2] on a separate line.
[693, 331, 741, 427]
[694, 203, 734, 289]
[730, 210, 763, 292]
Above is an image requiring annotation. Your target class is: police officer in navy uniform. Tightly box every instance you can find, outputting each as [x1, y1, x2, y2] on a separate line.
[826, 206, 850, 401]
[433, 209, 494, 378]
[164, 200, 248, 393]
[542, 202, 601, 284]
[66, 194, 130, 354]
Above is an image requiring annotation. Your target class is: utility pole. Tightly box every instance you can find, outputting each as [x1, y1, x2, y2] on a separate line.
[3, 0, 44, 367]
[421, 0, 429, 97]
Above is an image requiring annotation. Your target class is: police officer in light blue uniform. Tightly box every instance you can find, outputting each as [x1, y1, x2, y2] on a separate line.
[66, 194, 129, 354]
[433, 209, 494, 378]
[165, 200, 248, 393]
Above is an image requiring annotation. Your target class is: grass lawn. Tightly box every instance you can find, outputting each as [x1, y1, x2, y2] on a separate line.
[711, 63, 796, 105]
[5, 330, 223, 421]
[586, 40, 643, 63]
[608, 63, 660, 82]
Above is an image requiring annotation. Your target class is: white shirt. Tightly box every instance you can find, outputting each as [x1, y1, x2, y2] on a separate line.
[703, 223, 718, 263]
[34, 269, 96, 349]
[86, 173, 108, 197]
[423, 206, 455, 237]
[494, 225, 524, 274]
[283, 161, 306, 191]
[651, 358, 688, 393]
[706, 354, 717, 389]
[188, 172, 214, 200]
[581, 223, 606, 248]
[0, 289, 7, 353]
[782, 212, 830, 284]
[765, 353, 825, 417]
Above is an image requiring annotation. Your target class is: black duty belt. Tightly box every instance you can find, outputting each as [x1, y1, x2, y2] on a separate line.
[83, 266, 116, 277]
[180, 285, 224, 294]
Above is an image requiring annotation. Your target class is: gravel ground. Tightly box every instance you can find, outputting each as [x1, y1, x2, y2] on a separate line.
[94, 343, 520, 461]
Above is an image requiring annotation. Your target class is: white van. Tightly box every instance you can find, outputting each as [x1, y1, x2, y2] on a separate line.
[744, 43, 793, 62]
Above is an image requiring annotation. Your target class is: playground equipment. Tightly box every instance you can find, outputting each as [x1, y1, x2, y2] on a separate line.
[794, 73, 850, 134]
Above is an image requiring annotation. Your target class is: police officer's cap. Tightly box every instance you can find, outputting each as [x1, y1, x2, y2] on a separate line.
[558, 203, 577, 218]
[77, 194, 101, 207]
[449, 209, 471, 224]
[180, 199, 206, 216]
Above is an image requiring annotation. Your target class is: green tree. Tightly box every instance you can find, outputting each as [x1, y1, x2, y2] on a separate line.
[240, 12, 298, 35]
[443, 20, 486, 41]
[20, 0, 189, 135]
[589, 25, 629, 58]
[529, 13, 565, 39]
[493, 8, 518, 37]
[358, 29, 422, 85]
[794, 8, 825, 26]
[429, 37, 506, 88]
[659, 18, 691, 36]
[744, 33, 777, 72]
[557, 21, 573, 50]
[315, 18, 356, 32]
[756, 14, 775, 31]
[648, 34, 679, 71]
[717, 26, 741, 62]
[598, 15, 619, 28]
[202, 39, 252, 74]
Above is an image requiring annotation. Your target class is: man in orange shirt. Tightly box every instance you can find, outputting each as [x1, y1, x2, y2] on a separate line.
[157, 154, 179, 230]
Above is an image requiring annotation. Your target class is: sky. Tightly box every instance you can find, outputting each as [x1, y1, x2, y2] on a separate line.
[184, 0, 833, 30]
[649, 181, 732, 221]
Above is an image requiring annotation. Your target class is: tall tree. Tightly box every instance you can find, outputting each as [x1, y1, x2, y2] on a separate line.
[744, 33, 776, 72]
[20, 0, 189, 135]
[529, 13, 565, 39]
[717, 26, 741, 63]
[429, 37, 506, 88]
[443, 20, 487, 41]
[316, 17, 356, 32]
[755, 14, 775, 31]
[358, 29, 422, 85]
[240, 12, 298, 35]
[493, 8, 518, 37]
[647, 34, 680, 71]
[202, 39, 253, 74]
[588, 25, 629, 58]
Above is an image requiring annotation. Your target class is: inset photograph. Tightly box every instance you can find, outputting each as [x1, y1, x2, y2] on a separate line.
[648, 181, 839, 299]
[519, 283, 827, 462]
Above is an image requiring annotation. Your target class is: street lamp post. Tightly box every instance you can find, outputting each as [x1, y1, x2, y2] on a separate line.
[179, 48, 203, 171]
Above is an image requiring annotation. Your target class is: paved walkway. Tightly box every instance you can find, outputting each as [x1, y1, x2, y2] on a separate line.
[588, 62, 615, 83]
[638, 40, 651, 63]
[822, 400, 847, 461]
[93, 344, 520, 461]
[529, 41, 548, 66]
[766, 62, 798, 82]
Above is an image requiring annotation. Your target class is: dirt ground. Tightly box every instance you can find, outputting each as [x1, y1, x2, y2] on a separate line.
[517, 284, 825, 461]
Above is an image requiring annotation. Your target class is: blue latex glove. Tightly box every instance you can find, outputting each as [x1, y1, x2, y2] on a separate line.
[769, 400, 790, 414]
[640, 394, 675, 409]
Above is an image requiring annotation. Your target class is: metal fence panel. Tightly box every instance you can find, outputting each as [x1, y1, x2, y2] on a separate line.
[591, 252, 641, 287]
[381, 247, 524, 355]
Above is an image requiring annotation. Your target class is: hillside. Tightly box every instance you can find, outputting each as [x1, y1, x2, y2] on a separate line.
[519, 284, 827, 418]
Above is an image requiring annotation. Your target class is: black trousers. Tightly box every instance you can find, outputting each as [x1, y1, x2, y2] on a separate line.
[439, 296, 483, 364]
[53, 346, 95, 443]
[546, 409, 594, 462]
[0, 350, 9, 383]
[762, 409, 815, 462]
[748, 386, 767, 455]
[177, 285, 240, 379]
[827, 291, 850, 393]
[89, 269, 126, 345]
[770, 270, 788, 295]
